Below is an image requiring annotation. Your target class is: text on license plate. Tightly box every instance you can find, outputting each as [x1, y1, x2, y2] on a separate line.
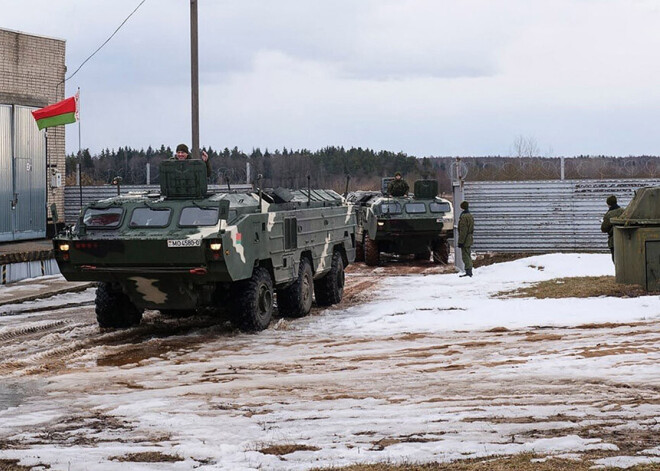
[167, 239, 201, 248]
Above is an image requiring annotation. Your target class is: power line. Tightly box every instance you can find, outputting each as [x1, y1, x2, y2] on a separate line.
[59, 0, 147, 87]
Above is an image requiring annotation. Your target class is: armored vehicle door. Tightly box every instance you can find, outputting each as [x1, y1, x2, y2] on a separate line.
[646, 241, 660, 291]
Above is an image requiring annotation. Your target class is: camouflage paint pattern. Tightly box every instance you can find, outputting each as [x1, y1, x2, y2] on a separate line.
[347, 179, 453, 257]
[54, 166, 356, 310]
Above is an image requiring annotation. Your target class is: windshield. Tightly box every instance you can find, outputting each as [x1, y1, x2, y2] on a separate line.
[379, 202, 402, 215]
[430, 202, 451, 213]
[405, 202, 427, 214]
[130, 208, 171, 227]
[83, 208, 123, 228]
[179, 207, 219, 226]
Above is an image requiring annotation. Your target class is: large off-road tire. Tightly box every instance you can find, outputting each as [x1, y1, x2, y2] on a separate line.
[364, 233, 379, 266]
[432, 239, 450, 264]
[231, 267, 274, 332]
[95, 282, 143, 328]
[354, 235, 364, 262]
[314, 250, 345, 306]
[277, 258, 314, 318]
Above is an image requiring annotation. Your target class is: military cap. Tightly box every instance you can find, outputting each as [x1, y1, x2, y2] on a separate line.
[394, 171, 402, 177]
[460, 201, 469, 210]
[606, 195, 617, 206]
[176, 143, 189, 154]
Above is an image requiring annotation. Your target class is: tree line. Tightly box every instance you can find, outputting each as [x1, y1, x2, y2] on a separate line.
[66, 146, 660, 195]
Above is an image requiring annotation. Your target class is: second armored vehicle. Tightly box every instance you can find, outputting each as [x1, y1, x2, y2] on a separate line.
[54, 161, 356, 332]
[347, 179, 453, 266]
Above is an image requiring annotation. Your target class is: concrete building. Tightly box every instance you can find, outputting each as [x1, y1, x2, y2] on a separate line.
[0, 27, 67, 241]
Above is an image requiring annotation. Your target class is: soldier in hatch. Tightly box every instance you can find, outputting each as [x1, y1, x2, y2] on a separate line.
[387, 172, 409, 197]
[458, 200, 474, 277]
[173, 143, 212, 177]
[601, 195, 625, 263]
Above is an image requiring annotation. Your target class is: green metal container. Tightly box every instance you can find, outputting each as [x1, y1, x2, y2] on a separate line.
[612, 186, 660, 291]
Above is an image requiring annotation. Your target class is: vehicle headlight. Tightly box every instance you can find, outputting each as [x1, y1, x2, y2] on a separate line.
[209, 241, 222, 251]
[377, 221, 385, 227]
[58, 243, 70, 252]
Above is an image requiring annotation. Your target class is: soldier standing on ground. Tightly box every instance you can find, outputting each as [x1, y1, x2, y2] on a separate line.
[601, 195, 625, 263]
[173, 143, 212, 177]
[458, 200, 474, 277]
[387, 172, 409, 197]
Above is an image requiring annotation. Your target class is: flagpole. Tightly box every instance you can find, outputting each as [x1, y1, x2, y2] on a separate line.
[45, 128, 56, 237]
[77, 88, 83, 208]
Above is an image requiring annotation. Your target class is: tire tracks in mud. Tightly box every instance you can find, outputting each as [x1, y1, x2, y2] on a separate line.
[0, 300, 94, 317]
[0, 319, 70, 342]
[0, 259, 542, 378]
[0, 311, 232, 376]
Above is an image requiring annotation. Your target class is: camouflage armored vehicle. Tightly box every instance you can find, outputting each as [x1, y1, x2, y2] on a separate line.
[347, 179, 453, 266]
[53, 160, 356, 331]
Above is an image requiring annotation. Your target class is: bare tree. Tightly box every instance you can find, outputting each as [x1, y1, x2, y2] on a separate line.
[511, 135, 540, 158]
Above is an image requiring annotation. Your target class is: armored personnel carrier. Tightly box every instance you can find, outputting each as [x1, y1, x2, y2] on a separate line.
[347, 178, 453, 266]
[54, 160, 356, 331]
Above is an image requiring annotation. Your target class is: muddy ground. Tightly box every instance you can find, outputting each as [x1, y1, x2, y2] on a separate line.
[0, 257, 658, 470]
[0, 259, 451, 378]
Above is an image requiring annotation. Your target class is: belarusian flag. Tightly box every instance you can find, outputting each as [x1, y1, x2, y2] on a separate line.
[31, 94, 78, 130]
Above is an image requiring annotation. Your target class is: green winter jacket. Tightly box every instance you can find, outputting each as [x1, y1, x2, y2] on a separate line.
[601, 205, 625, 249]
[458, 210, 474, 247]
[387, 178, 409, 197]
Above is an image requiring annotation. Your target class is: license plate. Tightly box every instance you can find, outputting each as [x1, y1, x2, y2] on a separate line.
[167, 239, 201, 248]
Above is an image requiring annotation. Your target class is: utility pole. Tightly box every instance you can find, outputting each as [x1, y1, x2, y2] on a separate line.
[190, 0, 200, 159]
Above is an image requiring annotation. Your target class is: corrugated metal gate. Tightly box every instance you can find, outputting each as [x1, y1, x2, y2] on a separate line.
[0, 105, 11, 240]
[64, 184, 253, 224]
[463, 179, 660, 253]
[0, 105, 47, 242]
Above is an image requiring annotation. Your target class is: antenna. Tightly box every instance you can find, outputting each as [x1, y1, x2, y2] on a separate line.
[307, 175, 311, 206]
[256, 174, 263, 213]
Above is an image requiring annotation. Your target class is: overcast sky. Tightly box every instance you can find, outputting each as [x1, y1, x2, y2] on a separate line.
[3, 0, 660, 157]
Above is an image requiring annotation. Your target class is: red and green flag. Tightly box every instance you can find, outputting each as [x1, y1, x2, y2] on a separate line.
[31, 94, 78, 130]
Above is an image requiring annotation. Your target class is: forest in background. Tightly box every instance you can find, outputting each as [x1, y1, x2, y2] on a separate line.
[66, 145, 660, 195]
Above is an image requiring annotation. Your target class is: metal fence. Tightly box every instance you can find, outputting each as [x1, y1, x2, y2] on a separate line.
[64, 184, 252, 224]
[463, 178, 660, 253]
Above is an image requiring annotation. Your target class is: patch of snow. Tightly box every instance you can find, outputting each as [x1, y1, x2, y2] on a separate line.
[593, 456, 660, 469]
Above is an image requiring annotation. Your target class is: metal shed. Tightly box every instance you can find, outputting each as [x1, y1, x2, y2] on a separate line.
[612, 186, 660, 291]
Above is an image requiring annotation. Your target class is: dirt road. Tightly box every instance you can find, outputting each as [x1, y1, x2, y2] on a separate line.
[0, 260, 658, 470]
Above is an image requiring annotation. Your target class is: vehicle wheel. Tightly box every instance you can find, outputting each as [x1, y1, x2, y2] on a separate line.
[231, 267, 274, 332]
[95, 282, 143, 328]
[355, 235, 364, 262]
[160, 309, 193, 318]
[432, 239, 450, 264]
[314, 250, 345, 306]
[277, 258, 314, 318]
[364, 233, 379, 266]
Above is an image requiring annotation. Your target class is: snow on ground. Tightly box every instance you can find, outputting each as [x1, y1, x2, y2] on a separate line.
[323, 253, 655, 334]
[0, 253, 658, 470]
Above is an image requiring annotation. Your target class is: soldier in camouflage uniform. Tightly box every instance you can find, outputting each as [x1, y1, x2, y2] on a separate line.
[601, 195, 625, 263]
[458, 200, 474, 277]
[387, 172, 409, 197]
